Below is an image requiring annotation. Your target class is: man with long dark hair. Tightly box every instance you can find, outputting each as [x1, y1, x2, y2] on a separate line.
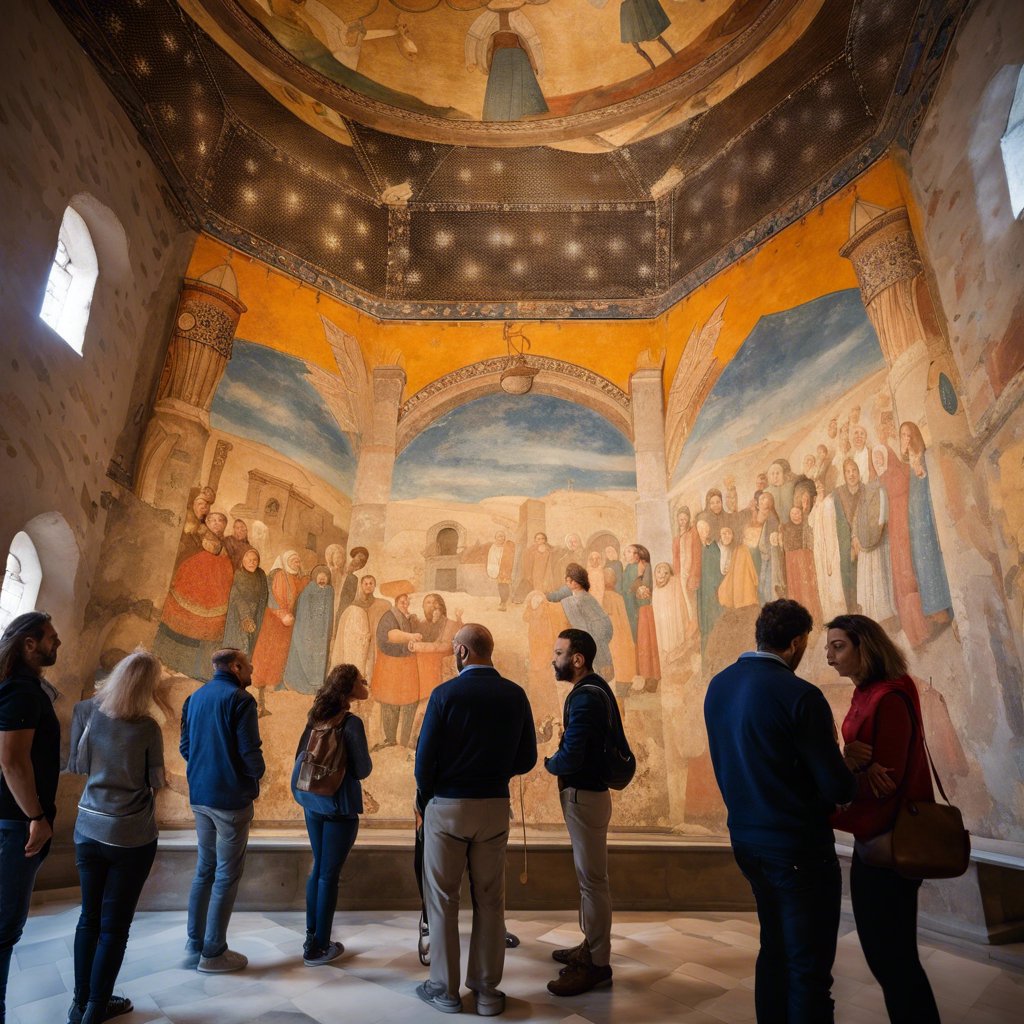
[0, 611, 61, 1024]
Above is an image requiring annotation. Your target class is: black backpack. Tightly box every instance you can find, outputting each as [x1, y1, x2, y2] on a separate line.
[578, 684, 636, 790]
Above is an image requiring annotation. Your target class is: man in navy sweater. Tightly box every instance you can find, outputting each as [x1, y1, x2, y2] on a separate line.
[704, 599, 855, 1024]
[180, 647, 265, 974]
[414, 624, 536, 1017]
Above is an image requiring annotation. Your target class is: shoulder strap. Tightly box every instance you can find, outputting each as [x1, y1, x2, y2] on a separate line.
[873, 688, 952, 806]
[577, 684, 614, 727]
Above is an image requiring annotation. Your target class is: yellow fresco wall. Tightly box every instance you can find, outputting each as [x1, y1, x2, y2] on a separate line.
[186, 155, 907, 401]
[662, 157, 907, 387]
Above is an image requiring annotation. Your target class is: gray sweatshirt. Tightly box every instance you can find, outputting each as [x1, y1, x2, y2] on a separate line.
[67, 697, 165, 847]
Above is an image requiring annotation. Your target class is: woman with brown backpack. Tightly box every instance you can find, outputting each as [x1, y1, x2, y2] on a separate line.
[291, 664, 372, 965]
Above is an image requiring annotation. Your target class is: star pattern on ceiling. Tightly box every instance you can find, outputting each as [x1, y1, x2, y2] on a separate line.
[52, 0, 968, 319]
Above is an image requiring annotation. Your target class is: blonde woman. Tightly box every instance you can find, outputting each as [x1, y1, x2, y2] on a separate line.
[66, 650, 165, 1024]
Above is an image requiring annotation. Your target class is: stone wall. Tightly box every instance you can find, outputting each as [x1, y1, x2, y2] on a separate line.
[0, 2, 195, 767]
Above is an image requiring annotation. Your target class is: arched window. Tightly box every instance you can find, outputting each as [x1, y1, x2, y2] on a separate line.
[39, 205, 98, 354]
[1002, 67, 1024, 219]
[0, 533, 43, 633]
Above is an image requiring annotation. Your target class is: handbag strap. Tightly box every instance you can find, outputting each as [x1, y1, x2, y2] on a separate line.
[872, 687, 952, 807]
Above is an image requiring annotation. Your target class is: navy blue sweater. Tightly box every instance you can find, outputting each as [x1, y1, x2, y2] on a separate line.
[704, 652, 856, 854]
[544, 673, 618, 791]
[180, 671, 265, 810]
[414, 666, 537, 801]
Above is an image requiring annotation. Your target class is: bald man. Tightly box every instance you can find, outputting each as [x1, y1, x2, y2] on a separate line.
[414, 624, 537, 1016]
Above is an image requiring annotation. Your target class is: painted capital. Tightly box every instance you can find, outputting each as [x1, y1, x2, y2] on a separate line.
[840, 206, 930, 366]
[156, 278, 247, 410]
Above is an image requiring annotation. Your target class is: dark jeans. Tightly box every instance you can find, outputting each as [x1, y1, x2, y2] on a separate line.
[187, 803, 253, 958]
[733, 842, 842, 1024]
[0, 821, 49, 1024]
[304, 811, 358, 949]
[73, 838, 157, 1017]
[850, 851, 940, 1024]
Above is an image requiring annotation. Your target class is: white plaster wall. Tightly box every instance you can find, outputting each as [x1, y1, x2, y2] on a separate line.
[0, 2, 196, 700]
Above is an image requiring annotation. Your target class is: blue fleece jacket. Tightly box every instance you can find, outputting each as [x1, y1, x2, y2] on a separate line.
[180, 671, 265, 809]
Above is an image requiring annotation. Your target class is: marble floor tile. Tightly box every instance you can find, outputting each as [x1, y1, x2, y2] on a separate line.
[8, 905, 1023, 1024]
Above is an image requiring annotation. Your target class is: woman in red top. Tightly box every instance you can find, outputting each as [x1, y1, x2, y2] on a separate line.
[825, 614, 940, 1024]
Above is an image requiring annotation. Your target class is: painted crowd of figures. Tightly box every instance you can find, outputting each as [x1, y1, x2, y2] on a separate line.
[150, 491, 679, 743]
[673, 409, 953, 674]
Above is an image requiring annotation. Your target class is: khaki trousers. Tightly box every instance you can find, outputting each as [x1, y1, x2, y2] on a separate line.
[560, 786, 613, 966]
[423, 796, 510, 998]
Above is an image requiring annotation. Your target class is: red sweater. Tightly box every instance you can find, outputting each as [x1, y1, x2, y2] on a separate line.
[831, 676, 934, 840]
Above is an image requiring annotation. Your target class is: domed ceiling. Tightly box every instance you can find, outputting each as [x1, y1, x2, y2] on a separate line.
[53, 0, 966, 318]
[186, 0, 826, 150]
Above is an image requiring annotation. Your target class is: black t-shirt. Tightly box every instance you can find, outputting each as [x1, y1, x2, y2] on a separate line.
[0, 667, 61, 821]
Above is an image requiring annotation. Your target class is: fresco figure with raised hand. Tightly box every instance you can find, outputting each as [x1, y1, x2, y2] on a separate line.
[284, 565, 335, 694]
[372, 580, 422, 750]
[222, 548, 269, 660]
[546, 564, 615, 683]
[154, 522, 235, 681]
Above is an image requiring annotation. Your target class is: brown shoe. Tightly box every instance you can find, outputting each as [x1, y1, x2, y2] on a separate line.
[547, 961, 612, 996]
[551, 939, 589, 966]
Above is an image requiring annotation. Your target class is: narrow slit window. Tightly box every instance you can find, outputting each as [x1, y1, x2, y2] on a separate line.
[39, 206, 98, 354]
[1002, 67, 1024, 219]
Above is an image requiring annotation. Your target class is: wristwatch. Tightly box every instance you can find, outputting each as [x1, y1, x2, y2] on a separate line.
[27, 812, 46, 822]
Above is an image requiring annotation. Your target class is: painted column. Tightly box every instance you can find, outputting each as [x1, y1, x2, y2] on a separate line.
[629, 367, 673, 564]
[134, 265, 245, 515]
[347, 365, 406, 551]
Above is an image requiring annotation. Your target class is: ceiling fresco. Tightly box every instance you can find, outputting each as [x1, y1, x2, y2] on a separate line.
[52, 0, 967, 318]
[185, 0, 827, 150]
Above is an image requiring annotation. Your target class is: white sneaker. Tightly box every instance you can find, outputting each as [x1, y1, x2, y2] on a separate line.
[197, 949, 248, 973]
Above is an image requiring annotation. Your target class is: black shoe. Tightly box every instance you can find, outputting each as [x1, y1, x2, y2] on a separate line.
[547, 961, 612, 996]
[551, 939, 589, 965]
[69, 995, 134, 1024]
[504, 931, 520, 949]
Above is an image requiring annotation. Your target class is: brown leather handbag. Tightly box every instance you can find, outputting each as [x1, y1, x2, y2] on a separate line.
[854, 692, 971, 880]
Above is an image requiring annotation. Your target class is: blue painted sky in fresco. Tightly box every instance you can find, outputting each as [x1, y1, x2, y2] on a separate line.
[210, 341, 356, 491]
[394, 393, 636, 503]
[672, 290, 885, 483]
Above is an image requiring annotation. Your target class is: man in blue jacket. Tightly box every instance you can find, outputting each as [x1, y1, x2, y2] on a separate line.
[414, 624, 536, 1017]
[543, 628, 620, 997]
[704, 599, 856, 1024]
[180, 647, 265, 973]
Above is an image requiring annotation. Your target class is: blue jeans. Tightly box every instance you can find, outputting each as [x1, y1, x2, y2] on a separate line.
[732, 843, 842, 1024]
[73, 838, 157, 1017]
[304, 811, 358, 949]
[0, 821, 49, 1024]
[187, 804, 253, 958]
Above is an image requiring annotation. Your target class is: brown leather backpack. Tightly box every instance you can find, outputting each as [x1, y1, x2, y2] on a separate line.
[295, 711, 350, 796]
